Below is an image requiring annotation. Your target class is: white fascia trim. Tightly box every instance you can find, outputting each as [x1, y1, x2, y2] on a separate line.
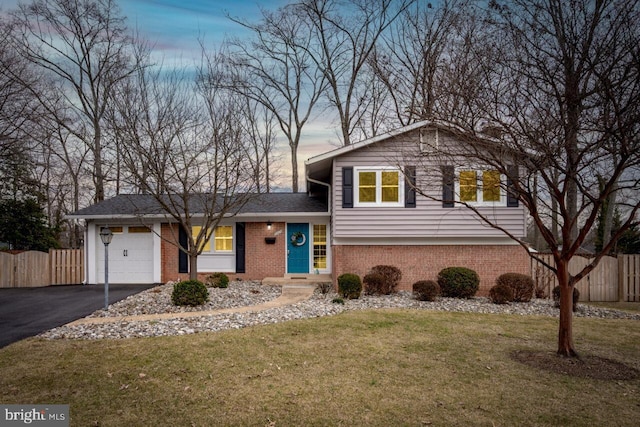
[70, 212, 330, 221]
[234, 212, 330, 219]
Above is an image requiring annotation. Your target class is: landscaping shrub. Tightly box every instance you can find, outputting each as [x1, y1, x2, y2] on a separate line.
[317, 281, 333, 295]
[338, 273, 362, 299]
[363, 265, 402, 295]
[171, 280, 209, 306]
[552, 286, 580, 312]
[437, 267, 480, 299]
[363, 272, 386, 295]
[489, 283, 514, 304]
[206, 272, 229, 288]
[412, 280, 440, 301]
[332, 297, 345, 305]
[496, 273, 534, 302]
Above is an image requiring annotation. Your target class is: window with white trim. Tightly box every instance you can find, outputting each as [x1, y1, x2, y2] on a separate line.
[354, 167, 404, 207]
[455, 168, 505, 205]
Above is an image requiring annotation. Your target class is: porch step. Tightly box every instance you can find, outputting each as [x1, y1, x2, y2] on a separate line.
[262, 274, 332, 287]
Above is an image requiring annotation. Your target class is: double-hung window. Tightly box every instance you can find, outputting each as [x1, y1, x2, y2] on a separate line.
[354, 167, 404, 207]
[456, 168, 505, 205]
[192, 225, 234, 252]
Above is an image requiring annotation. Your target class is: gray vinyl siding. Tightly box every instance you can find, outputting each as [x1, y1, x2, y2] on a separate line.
[332, 130, 526, 239]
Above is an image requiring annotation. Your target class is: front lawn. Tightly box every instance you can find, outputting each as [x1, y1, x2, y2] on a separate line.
[1, 310, 638, 426]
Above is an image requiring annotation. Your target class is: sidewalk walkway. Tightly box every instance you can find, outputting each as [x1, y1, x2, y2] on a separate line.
[68, 284, 317, 326]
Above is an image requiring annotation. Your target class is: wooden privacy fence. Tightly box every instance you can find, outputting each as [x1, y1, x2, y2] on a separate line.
[531, 254, 640, 302]
[0, 249, 83, 288]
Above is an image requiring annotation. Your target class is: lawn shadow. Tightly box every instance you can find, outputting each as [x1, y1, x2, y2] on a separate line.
[511, 349, 640, 381]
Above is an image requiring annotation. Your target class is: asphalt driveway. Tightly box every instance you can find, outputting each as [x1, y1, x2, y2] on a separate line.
[0, 283, 156, 348]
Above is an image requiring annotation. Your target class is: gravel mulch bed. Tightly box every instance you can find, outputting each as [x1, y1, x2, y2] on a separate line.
[39, 281, 640, 341]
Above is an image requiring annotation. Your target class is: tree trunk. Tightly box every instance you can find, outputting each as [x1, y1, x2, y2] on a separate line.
[290, 143, 299, 193]
[556, 260, 578, 357]
[94, 126, 105, 202]
[189, 254, 198, 280]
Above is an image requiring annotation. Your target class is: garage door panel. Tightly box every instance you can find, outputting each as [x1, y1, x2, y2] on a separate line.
[96, 226, 154, 284]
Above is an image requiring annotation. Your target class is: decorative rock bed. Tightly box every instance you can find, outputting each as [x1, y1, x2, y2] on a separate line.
[39, 281, 640, 341]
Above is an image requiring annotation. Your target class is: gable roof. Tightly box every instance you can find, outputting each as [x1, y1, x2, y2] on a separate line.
[305, 119, 462, 182]
[69, 193, 328, 220]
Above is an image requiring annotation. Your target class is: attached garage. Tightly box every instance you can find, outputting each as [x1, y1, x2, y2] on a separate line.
[96, 226, 155, 284]
[84, 222, 162, 285]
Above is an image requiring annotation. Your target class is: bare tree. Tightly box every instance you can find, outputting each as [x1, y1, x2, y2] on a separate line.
[9, 0, 141, 203]
[411, 0, 640, 357]
[296, 0, 415, 146]
[110, 55, 258, 279]
[225, 5, 327, 192]
[369, 0, 468, 126]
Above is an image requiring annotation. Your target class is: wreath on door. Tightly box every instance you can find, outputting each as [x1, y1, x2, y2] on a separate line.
[290, 231, 306, 246]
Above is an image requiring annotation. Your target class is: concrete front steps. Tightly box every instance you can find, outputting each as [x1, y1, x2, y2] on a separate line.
[262, 274, 332, 287]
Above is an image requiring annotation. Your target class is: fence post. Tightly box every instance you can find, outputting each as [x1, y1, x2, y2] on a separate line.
[618, 255, 624, 302]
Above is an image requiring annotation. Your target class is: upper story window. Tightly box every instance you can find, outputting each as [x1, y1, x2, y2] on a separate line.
[354, 167, 404, 207]
[456, 168, 505, 205]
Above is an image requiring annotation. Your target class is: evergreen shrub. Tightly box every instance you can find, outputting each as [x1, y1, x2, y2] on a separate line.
[437, 267, 480, 299]
[171, 280, 209, 306]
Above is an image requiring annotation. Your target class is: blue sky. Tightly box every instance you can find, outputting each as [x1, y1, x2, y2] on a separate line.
[118, 0, 290, 58]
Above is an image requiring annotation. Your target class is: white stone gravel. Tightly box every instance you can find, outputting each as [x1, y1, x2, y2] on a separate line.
[39, 283, 640, 341]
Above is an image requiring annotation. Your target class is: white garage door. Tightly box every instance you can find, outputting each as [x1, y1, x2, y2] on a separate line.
[97, 226, 154, 284]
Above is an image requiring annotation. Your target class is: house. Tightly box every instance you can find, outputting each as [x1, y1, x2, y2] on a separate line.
[70, 120, 530, 294]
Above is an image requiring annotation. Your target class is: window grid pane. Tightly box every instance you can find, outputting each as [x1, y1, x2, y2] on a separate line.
[483, 170, 501, 202]
[313, 224, 327, 269]
[381, 171, 399, 202]
[459, 170, 477, 202]
[192, 225, 211, 252]
[214, 226, 233, 252]
[358, 171, 377, 202]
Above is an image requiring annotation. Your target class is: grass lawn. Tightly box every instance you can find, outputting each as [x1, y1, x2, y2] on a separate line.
[1, 310, 639, 426]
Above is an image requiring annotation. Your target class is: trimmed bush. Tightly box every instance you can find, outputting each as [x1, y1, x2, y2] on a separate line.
[363, 272, 386, 295]
[437, 267, 480, 299]
[364, 265, 402, 295]
[552, 286, 580, 312]
[496, 273, 534, 302]
[206, 272, 229, 288]
[412, 280, 440, 301]
[338, 273, 362, 300]
[489, 283, 514, 304]
[171, 280, 209, 306]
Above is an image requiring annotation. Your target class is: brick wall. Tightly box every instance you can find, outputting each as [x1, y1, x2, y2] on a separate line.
[332, 244, 530, 296]
[160, 222, 286, 283]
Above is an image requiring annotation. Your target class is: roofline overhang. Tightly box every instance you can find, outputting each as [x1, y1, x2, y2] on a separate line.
[67, 211, 330, 221]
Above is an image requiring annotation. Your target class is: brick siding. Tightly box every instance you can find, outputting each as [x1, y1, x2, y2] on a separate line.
[331, 244, 530, 296]
[160, 222, 286, 283]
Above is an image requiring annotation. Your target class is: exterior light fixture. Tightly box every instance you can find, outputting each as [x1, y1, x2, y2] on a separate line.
[99, 227, 113, 310]
[267, 221, 272, 230]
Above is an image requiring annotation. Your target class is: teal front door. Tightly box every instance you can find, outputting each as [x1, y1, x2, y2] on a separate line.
[287, 223, 309, 274]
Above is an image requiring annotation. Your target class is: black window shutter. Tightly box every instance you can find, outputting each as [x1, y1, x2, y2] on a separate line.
[235, 222, 246, 273]
[178, 225, 188, 273]
[342, 167, 353, 208]
[405, 166, 416, 208]
[442, 165, 455, 208]
[507, 165, 519, 207]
